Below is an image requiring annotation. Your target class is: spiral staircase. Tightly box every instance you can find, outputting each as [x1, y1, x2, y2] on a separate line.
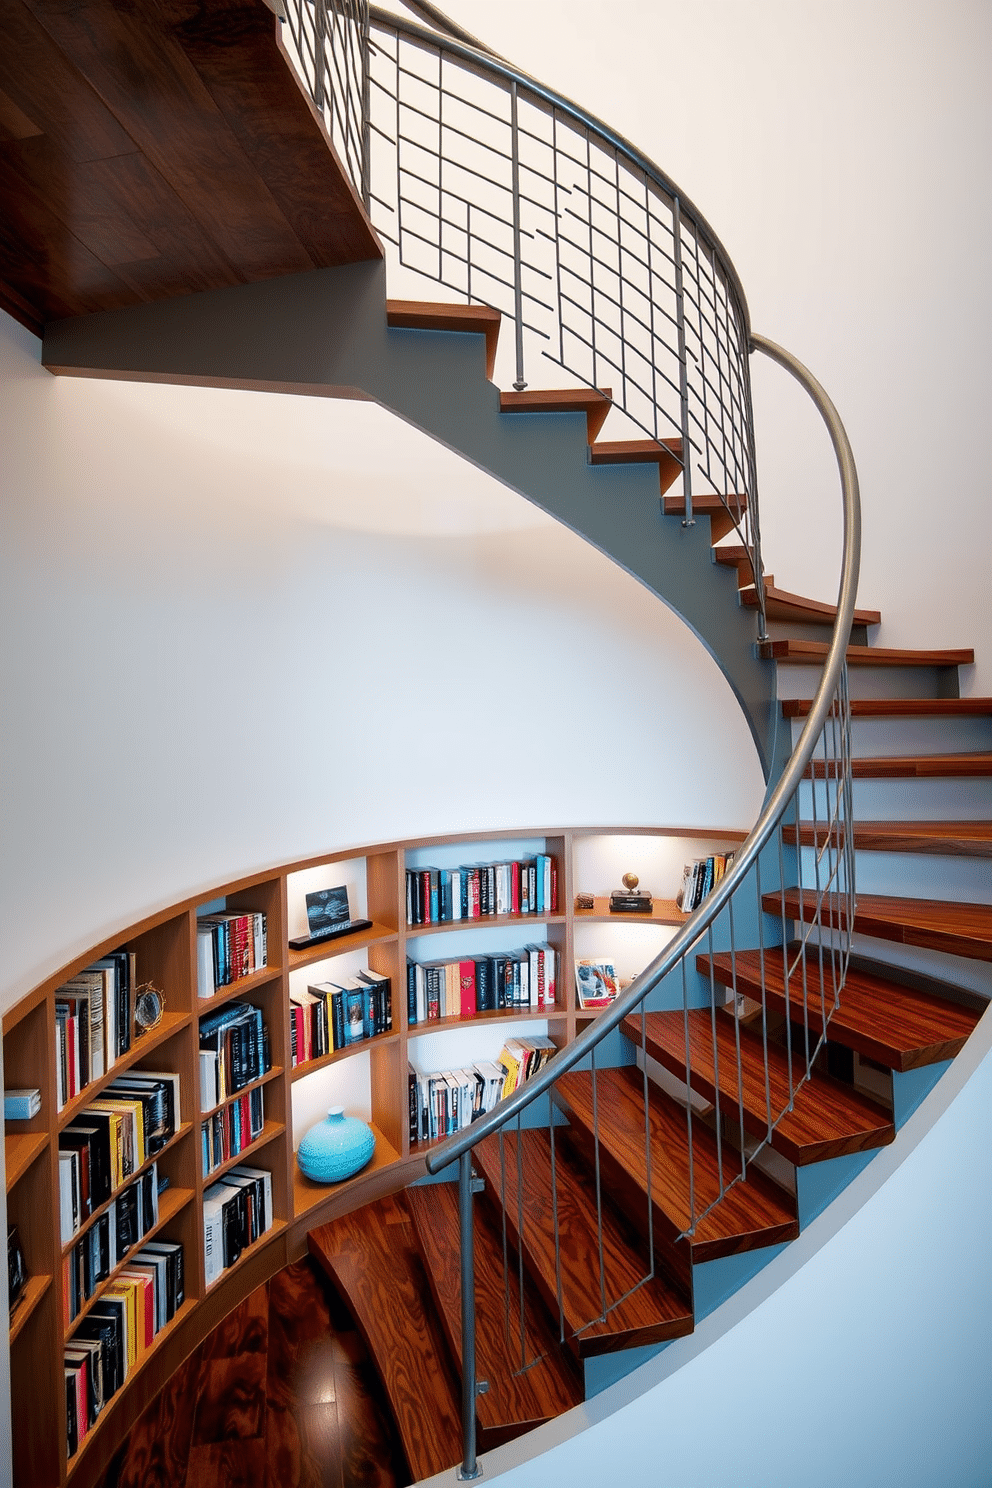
[6, 1, 989, 1482]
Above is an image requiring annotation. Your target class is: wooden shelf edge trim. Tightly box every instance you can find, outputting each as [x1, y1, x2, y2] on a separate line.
[9, 1272, 52, 1345]
[290, 1033, 399, 1083]
[199, 1064, 284, 1119]
[203, 1219, 289, 1296]
[5, 1128, 50, 1189]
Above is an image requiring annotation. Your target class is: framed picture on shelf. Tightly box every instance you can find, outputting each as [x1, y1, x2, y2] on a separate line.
[575, 959, 620, 1009]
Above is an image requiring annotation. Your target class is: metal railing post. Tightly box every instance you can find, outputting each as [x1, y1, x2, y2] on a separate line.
[456, 1151, 483, 1480]
[510, 79, 526, 390]
[672, 195, 694, 525]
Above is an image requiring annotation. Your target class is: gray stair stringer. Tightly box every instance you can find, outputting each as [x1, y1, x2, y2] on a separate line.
[43, 259, 778, 774]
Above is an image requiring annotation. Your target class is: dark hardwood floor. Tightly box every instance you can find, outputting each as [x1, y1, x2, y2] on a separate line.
[96, 1257, 409, 1488]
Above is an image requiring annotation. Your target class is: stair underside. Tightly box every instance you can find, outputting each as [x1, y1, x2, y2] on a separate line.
[406, 1182, 583, 1447]
[473, 1129, 693, 1359]
[804, 752, 992, 778]
[552, 1065, 798, 1264]
[796, 820, 992, 855]
[308, 1194, 463, 1482]
[697, 950, 982, 1071]
[740, 583, 881, 628]
[761, 640, 975, 668]
[781, 697, 992, 718]
[623, 1010, 894, 1166]
[770, 888, 992, 961]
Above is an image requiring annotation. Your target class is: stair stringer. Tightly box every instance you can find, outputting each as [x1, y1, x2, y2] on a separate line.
[41, 259, 781, 777]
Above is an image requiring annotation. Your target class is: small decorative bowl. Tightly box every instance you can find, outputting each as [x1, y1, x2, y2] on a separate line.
[297, 1106, 375, 1184]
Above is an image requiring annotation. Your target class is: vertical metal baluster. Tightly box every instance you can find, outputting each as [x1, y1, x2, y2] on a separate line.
[589, 1043, 608, 1322]
[777, 825, 795, 1109]
[680, 957, 696, 1232]
[456, 1151, 481, 1481]
[754, 853, 773, 1138]
[360, 0, 372, 207]
[548, 1090, 566, 1345]
[672, 196, 694, 526]
[740, 336, 766, 640]
[644, 176, 660, 442]
[498, 1127, 511, 1347]
[515, 1113, 527, 1369]
[706, 920, 725, 1200]
[510, 80, 526, 388]
[639, 997, 656, 1280]
[437, 51, 444, 288]
[552, 109, 565, 369]
[726, 897, 746, 1180]
[585, 130, 597, 393]
[613, 148, 627, 416]
[794, 802, 813, 1075]
[314, 0, 326, 113]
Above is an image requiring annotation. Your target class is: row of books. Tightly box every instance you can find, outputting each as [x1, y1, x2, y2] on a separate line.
[54, 949, 137, 1110]
[197, 911, 267, 999]
[203, 1165, 274, 1286]
[675, 852, 736, 913]
[407, 945, 557, 1025]
[198, 1001, 271, 1109]
[62, 1165, 162, 1324]
[58, 1072, 180, 1243]
[201, 1087, 265, 1177]
[290, 969, 393, 1067]
[64, 1240, 184, 1459]
[406, 854, 558, 926]
[407, 1036, 556, 1143]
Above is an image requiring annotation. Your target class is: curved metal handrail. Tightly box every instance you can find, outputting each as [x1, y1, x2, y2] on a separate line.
[424, 333, 860, 1175]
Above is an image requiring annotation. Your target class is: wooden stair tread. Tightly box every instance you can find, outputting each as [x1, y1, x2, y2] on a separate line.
[663, 491, 747, 542]
[405, 1183, 582, 1447]
[697, 950, 982, 1072]
[308, 1194, 463, 1482]
[473, 1130, 693, 1359]
[741, 583, 881, 628]
[500, 387, 613, 441]
[589, 437, 683, 496]
[385, 298, 501, 379]
[806, 752, 992, 779]
[552, 1066, 798, 1264]
[782, 697, 992, 718]
[796, 819, 992, 855]
[760, 640, 975, 667]
[769, 888, 992, 961]
[623, 1011, 894, 1166]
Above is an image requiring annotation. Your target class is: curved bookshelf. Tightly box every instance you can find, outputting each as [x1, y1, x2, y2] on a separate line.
[2, 823, 744, 1488]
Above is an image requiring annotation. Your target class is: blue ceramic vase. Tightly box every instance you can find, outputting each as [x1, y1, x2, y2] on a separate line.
[297, 1106, 375, 1183]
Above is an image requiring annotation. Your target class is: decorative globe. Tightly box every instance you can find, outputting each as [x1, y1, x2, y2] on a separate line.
[297, 1106, 375, 1183]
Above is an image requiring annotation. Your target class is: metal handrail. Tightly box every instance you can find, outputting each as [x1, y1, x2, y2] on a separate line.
[424, 334, 860, 1175]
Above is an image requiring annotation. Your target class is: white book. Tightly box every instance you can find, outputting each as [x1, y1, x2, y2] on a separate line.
[450, 869, 462, 920]
[202, 1193, 226, 1286]
[59, 1151, 77, 1243]
[197, 927, 216, 999]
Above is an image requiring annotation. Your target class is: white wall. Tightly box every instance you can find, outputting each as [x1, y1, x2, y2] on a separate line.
[438, 0, 992, 691]
[0, 310, 764, 1016]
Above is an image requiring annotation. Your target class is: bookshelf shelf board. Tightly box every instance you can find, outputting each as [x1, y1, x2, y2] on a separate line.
[573, 896, 689, 925]
[289, 1032, 399, 1084]
[292, 1123, 400, 1221]
[203, 1218, 288, 1297]
[202, 1119, 285, 1185]
[9, 1271, 52, 1346]
[63, 1186, 195, 1342]
[56, 1012, 191, 1131]
[287, 922, 398, 974]
[60, 1124, 194, 1258]
[5, 1128, 49, 1190]
[196, 963, 283, 1011]
[406, 912, 565, 940]
[65, 1296, 199, 1479]
[200, 1064, 284, 1120]
[407, 1006, 562, 1040]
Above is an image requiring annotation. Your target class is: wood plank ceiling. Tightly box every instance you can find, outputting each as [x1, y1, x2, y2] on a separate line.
[0, 0, 381, 336]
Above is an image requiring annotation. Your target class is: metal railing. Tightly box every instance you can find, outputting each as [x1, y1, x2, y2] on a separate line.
[280, 6, 861, 1477]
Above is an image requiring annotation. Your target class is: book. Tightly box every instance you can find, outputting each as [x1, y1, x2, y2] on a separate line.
[4, 1087, 41, 1119]
[575, 959, 620, 1009]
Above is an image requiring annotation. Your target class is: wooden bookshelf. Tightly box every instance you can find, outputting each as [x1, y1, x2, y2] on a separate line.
[2, 824, 739, 1488]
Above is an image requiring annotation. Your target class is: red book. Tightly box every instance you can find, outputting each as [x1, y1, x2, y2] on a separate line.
[459, 961, 477, 1019]
[420, 870, 432, 924]
[511, 862, 520, 914]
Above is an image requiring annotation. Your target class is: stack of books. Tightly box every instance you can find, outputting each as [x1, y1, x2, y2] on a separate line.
[198, 1002, 271, 1108]
[64, 1238, 184, 1458]
[53, 949, 137, 1111]
[407, 1035, 556, 1143]
[4, 1087, 41, 1120]
[202, 1165, 274, 1285]
[62, 1164, 164, 1323]
[406, 946, 556, 1025]
[196, 911, 267, 999]
[675, 852, 736, 913]
[406, 854, 557, 925]
[289, 969, 392, 1067]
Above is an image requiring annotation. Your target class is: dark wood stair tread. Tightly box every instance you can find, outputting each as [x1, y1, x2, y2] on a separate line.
[500, 387, 613, 442]
[795, 819, 992, 855]
[760, 640, 975, 668]
[405, 1182, 582, 1448]
[781, 697, 992, 718]
[807, 751, 992, 779]
[697, 949, 982, 1071]
[386, 298, 501, 378]
[769, 888, 992, 961]
[622, 1011, 894, 1166]
[590, 437, 683, 495]
[552, 1065, 798, 1264]
[741, 583, 881, 628]
[473, 1130, 693, 1359]
[308, 1194, 463, 1482]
